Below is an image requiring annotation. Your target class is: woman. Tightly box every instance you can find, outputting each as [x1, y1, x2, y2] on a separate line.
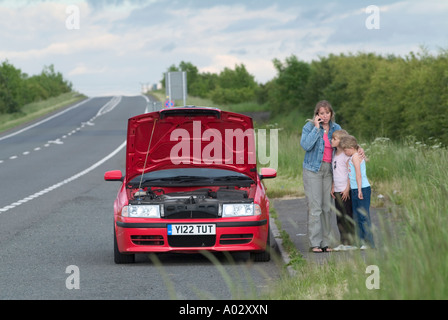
[300, 100, 340, 253]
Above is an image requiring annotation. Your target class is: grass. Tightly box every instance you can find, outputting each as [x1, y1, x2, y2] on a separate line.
[0, 92, 86, 133]
[259, 109, 307, 198]
[265, 137, 448, 300]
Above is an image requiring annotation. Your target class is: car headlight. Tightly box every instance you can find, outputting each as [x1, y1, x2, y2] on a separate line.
[222, 203, 261, 217]
[122, 205, 161, 218]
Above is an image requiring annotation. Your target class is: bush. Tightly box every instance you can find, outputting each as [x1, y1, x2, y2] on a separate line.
[210, 86, 255, 105]
[267, 55, 310, 115]
[268, 50, 448, 145]
[0, 61, 24, 113]
[0, 61, 72, 114]
[162, 62, 258, 105]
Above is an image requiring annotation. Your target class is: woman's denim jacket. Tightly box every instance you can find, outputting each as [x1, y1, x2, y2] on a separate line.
[300, 120, 341, 173]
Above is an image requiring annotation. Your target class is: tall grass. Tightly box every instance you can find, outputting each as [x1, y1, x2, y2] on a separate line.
[260, 109, 307, 198]
[358, 139, 448, 299]
[266, 137, 448, 299]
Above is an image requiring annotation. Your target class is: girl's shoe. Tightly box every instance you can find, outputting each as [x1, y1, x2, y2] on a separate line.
[333, 244, 346, 251]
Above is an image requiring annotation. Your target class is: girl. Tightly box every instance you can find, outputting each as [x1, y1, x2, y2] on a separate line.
[340, 135, 375, 249]
[330, 130, 356, 251]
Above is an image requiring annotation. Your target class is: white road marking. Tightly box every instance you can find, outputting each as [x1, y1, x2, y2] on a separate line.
[96, 96, 122, 116]
[48, 139, 64, 145]
[0, 141, 126, 214]
[142, 94, 150, 113]
[0, 96, 122, 164]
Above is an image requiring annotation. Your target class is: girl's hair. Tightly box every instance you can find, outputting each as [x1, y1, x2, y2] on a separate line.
[332, 129, 349, 139]
[339, 135, 359, 150]
[307, 100, 336, 123]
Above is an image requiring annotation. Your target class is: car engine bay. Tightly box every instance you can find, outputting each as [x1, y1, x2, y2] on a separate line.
[127, 187, 254, 219]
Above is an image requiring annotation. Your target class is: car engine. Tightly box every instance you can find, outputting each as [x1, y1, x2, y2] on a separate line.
[128, 187, 252, 219]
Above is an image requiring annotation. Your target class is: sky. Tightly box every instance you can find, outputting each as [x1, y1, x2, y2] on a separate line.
[0, 0, 447, 97]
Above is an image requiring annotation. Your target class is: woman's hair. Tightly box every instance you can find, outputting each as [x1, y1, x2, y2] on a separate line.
[313, 100, 336, 123]
[332, 129, 349, 139]
[339, 135, 359, 150]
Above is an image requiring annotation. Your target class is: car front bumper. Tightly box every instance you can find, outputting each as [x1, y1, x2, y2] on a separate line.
[115, 218, 269, 254]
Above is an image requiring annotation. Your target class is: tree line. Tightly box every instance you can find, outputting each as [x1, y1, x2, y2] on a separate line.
[162, 61, 260, 105]
[164, 49, 448, 146]
[0, 61, 72, 114]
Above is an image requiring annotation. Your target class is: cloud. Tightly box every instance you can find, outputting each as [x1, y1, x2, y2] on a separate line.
[0, 0, 447, 96]
[0, 32, 122, 60]
[68, 63, 108, 76]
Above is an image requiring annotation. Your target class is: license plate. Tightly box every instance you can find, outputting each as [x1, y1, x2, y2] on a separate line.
[167, 224, 216, 236]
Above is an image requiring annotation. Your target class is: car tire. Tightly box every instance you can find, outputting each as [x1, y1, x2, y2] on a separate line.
[250, 228, 271, 262]
[114, 227, 135, 264]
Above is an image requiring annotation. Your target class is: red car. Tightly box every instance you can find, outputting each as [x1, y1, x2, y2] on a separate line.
[105, 107, 276, 263]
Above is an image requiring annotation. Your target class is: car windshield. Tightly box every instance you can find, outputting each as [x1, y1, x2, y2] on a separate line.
[129, 168, 254, 187]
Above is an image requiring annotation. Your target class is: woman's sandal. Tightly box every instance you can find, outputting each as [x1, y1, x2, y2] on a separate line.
[321, 246, 333, 252]
[310, 247, 323, 253]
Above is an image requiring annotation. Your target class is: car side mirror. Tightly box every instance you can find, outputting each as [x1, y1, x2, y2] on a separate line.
[259, 168, 277, 180]
[104, 170, 123, 182]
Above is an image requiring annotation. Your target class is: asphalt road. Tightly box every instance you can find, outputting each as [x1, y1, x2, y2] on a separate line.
[0, 96, 281, 300]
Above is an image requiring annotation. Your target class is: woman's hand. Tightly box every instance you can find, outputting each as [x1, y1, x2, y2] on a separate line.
[358, 147, 366, 160]
[314, 115, 322, 128]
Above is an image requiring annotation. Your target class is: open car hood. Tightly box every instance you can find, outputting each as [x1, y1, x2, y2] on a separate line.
[126, 107, 257, 181]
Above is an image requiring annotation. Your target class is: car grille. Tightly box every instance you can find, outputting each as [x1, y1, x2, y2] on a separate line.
[163, 203, 220, 219]
[219, 234, 253, 245]
[164, 211, 219, 219]
[167, 235, 216, 247]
